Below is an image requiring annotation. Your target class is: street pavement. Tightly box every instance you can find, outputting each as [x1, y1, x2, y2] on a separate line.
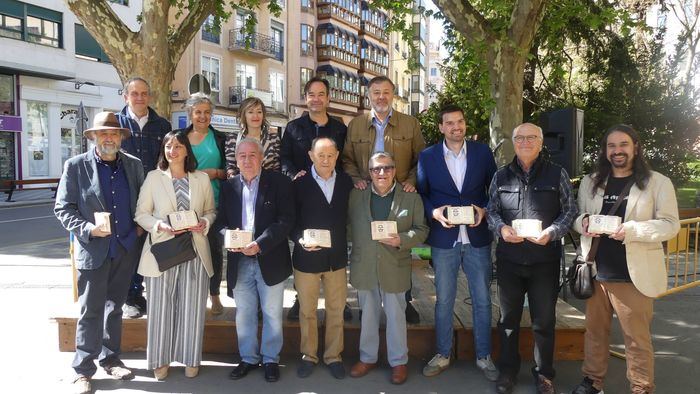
[1, 202, 698, 393]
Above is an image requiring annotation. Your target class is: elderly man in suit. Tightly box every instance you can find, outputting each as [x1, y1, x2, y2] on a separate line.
[347, 151, 429, 385]
[416, 104, 498, 380]
[215, 138, 295, 383]
[54, 112, 145, 394]
[292, 137, 353, 380]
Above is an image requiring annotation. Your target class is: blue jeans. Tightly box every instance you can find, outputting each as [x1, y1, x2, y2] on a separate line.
[233, 257, 285, 364]
[432, 242, 493, 358]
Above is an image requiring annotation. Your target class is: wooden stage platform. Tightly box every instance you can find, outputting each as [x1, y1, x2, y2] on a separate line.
[53, 260, 585, 361]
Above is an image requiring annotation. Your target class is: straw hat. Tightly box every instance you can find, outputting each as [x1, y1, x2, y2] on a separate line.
[84, 112, 131, 140]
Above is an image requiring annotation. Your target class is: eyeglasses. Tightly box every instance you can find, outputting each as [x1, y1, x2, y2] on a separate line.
[369, 165, 395, 175]
[513, 135, 540, 144]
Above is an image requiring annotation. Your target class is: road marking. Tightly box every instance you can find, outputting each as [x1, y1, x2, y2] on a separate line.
[0, 237, 67, 251]
[0, 215, 55, 224]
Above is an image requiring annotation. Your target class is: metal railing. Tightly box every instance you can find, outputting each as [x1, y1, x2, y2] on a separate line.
[658, 216, 700, 297]
[228, 29, 283, 61]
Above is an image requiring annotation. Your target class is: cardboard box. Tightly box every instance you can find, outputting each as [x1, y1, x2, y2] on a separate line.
[588, 215, 622, 235]
[303, 229, 332, 248]
[512, 219, 542, 238]
[224, 229, 253, 249]
[167, 210, 199, 231]
[371, 221, 398, 240]
[94, 212, 111, 234]
[447, 206, 475, 225]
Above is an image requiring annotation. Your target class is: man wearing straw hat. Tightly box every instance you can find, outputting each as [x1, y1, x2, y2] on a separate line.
[55, 111, 145, 394]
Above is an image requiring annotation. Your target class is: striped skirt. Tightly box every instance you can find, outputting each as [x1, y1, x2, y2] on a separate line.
[146, 258, 209, 369]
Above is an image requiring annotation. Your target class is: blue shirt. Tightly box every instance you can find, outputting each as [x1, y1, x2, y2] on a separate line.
[311, 166, 336, 204]
[95, 150, 137, 258]
[371, 108, 393, 153]
[240, 174, 260, 233]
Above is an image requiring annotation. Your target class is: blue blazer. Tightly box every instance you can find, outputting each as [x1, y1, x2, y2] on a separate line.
[416, 140, 497, 248]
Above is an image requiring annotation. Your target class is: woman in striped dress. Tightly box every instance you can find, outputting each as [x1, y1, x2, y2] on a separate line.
[135, 131, 216, 380]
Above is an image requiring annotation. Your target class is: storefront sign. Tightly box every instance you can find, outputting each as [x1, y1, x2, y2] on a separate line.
[0, 115, 22, 132]
[211, 114, 238, 128]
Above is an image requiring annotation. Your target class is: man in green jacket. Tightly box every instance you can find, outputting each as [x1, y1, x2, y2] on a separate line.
[347, 151, 429, 385]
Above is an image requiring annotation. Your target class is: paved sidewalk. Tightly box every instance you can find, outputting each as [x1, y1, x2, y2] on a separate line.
[0, 188, 55, 208]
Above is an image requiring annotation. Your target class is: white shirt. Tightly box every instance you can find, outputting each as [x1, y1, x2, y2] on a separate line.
[311, 166, 336, 204]
[127, 107, 149, 131]
[443, 141, 470, 245]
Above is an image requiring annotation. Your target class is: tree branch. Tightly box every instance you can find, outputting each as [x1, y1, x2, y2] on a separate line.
[66, 0, 137, 59]
[434, 0, 498, 47]
[169, 0, 219, 64]
[508, 0, 546, 51]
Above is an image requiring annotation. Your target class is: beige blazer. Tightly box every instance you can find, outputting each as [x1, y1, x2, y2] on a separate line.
[573, 171, 680, 297]
[135, 169, 216, 278]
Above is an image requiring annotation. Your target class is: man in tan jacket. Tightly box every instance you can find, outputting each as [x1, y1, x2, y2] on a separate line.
[571, 124, 680, 394]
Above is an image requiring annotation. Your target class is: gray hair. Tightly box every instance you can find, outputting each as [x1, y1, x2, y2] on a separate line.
[368, 151, 395, 168]
[123, 77, 151, 96]
[236, 137, 264, 156]
[512, 122, 543, 139]
[185, 92, 214, 116]
[311, 136, 338, 151]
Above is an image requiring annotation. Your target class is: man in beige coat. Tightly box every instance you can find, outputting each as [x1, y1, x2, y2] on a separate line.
[347, 151, 429, 385]
[571, 124, 680, 394]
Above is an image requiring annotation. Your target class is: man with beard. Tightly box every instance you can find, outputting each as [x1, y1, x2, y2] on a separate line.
[55, 112, 145, 394]
[570, 125, 679, 394]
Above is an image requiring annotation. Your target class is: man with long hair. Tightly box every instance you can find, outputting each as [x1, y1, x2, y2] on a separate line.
[570, 124, 680, 394]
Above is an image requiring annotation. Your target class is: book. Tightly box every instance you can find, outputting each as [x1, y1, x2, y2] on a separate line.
[371, 221, 398, 240]
[302, 229, 332, 248]
[94, 212, 111, 234]
[167, 210, 199, 231]
[446, 206, 475, 225]
[512, 219, 542, 238]
[224, 229, 253, 249]
[588, 215, 622, 235]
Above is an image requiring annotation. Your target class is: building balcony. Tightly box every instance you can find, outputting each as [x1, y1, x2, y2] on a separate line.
[330, 87, 360, 106]
[317, 46, 360, 69]
[317, 2, 361, 27]
[360, 21, 387, 42]
[228, 29, 284, 61]
[229, 86, 285, 114]
[360, 59, 387, 76]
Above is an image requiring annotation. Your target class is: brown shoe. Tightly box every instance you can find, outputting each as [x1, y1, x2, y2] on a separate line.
[210, 295, 224, 315]
[72, 376, 91, 394]
[391, 364, 408, 385]
[349, 361, 377, 378]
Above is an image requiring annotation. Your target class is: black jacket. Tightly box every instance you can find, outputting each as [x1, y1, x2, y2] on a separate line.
[177, 124, 227, 167]
[117, 106, 172, 173]
[281, 112, 347, 178]
[291, 170, 353, 273]
[215, 170, 295, 292]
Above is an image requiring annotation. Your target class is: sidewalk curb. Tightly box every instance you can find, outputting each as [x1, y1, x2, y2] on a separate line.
[0, 199, 55, 209]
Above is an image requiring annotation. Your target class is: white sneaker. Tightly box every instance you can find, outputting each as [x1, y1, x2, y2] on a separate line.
[476, 355, 499, 381]
[423, 353, 450, 377]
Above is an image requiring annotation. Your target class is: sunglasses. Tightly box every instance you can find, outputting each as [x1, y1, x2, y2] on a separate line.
[369, 165, 395, 175]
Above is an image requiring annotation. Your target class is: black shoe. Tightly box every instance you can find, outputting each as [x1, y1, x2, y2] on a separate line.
[263, 362, 280, 382]
[496, 374, 516, 394]
[229, 362, 259, 380]
[343, 303, 353, 321]
[296, 360, 315, 378]
[133, 294, 147, 313]
[405, 302, 420, 324]
[287, 297, 300, 320]
[534, 372, 555, 394]
[327, 361, 346, 379]
[571, 377, 602, 394]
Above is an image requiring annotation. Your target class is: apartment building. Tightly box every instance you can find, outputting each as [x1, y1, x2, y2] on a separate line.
[388, 22, 412, 115]
[0, 0, 138, 182]
[411, 0, 429, 115]
[427, 41, 444, 106]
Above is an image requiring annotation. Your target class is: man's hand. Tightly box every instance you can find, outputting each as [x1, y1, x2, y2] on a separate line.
[293, 170, 307, 180]
[401, 181, 416, 193]
[354, 180, 368, 190]
[469, 205, 486, 227]
[241, 241, 261, 256]
[189, 219, 207, 233]
[500, 225, 524, 243]
[527, 230, 552, 246]
[581, 216, 600, 238]
[90, 227, 111, 238]
[609, 225, 626, 241]
[378, 233, 401, 248]
[298, 238, 321, 252]
[432, 205, 454, 228]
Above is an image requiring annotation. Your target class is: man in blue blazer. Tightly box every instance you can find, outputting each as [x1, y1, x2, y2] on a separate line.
[215, 138, 295, 383]
[54, 112, 145, 394]
[416, 105, 498, 381]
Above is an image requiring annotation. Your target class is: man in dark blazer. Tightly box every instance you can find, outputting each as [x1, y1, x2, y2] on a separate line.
[216, 138, 294, 383]
[54, 112, 145, 394]
[291, 137, 353, 380]
[416, 105, 498, 381]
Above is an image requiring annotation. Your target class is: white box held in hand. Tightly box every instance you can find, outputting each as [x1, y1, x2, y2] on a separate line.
[224, 229, 253, 249]
[303, 229, 332, 248]
[512, 219, 542, 238]
[588, 215, 622, 235]
[447, 206, 475, 225]
[167, 210, 199, 231]
[371, 221, 398, 240]
[94, 212, 111, 234]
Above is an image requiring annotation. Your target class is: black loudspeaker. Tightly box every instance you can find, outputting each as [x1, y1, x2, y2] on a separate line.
[539, 108, 584, 177]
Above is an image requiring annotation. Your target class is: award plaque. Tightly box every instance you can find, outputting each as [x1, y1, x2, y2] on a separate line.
[303, 229, 332, 248]
[167, 210, 199, 231]
[371, 221, 398, 240]
[224, 229, 253, 249]
[94, 212, 111, 234]
[588, 215, 622, 235]
[512, 219, 542, 238]
[446, 206, 475, 225]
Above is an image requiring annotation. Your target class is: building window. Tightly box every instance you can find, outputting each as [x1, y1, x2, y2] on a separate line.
[271, 21, 284, 61]
[27, 16, 60, 47]
[26, 101, 50, 177]
[301, 24, 314, 56]
[301, 0, 314, 13]
[0, 2, 62, 47]
[75, 24, 110, 63]
[236, 63, 257, 89]
[201, 15, 220, 44]
[201, 55, 220, 94]
[300, 68, 313, 97]
[269, 72, 284, 107]
[0, 14, 22, 40]
[430, 67, 437, 77]
[0, 74, 16, 115]
[108, 0, 129, 5]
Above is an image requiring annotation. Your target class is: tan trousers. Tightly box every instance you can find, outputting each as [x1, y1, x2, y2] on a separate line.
[582, 280, 655, 393]
[294, 268, 348, 364]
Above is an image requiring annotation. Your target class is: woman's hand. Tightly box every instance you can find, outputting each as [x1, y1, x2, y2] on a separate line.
[202, 168, 226, 180]
[189, 219, 207, 233]
[157, 221, 187, 236]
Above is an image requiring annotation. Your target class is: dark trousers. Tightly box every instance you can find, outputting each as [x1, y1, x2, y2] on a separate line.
[126, 235, 146, 301]
[496, 259, 560, 380]
[208, 228, 224, 296]
[73, 244, 139, 377]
